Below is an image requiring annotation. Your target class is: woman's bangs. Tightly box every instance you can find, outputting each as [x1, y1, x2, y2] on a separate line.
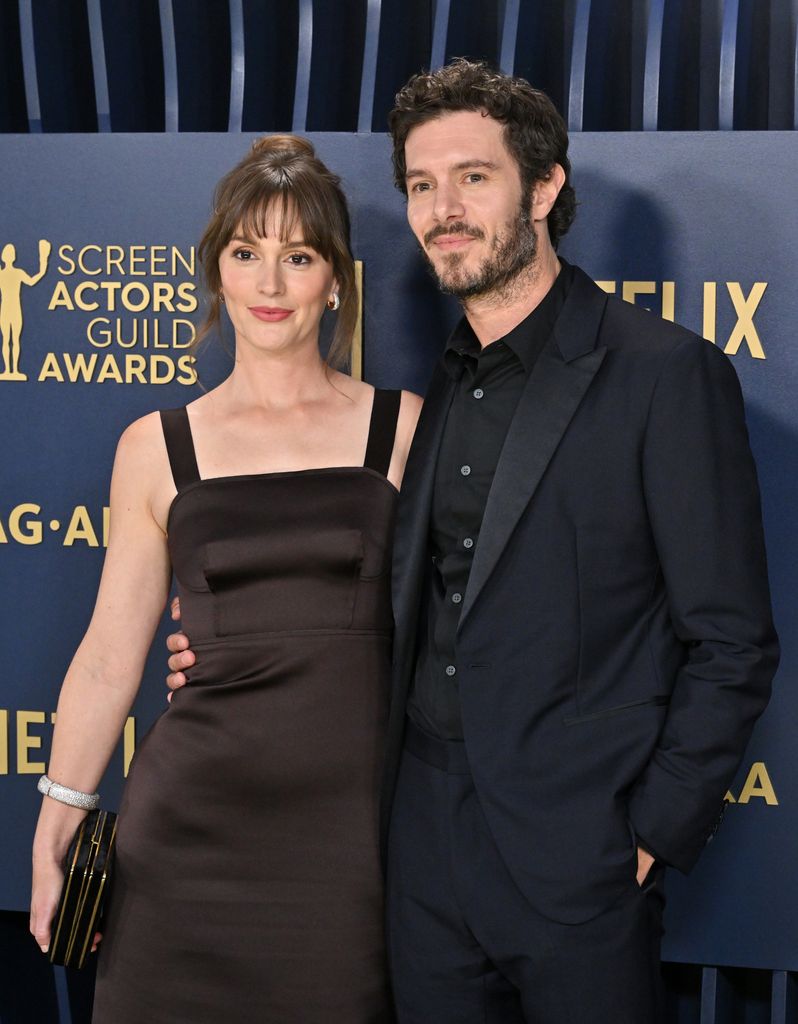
[227, 183, 330, 259]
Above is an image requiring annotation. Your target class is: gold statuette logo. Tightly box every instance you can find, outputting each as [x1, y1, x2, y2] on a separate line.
[0, 239, 51, 381]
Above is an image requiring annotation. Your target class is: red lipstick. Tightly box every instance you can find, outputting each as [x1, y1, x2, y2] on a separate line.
[248, 306, 294, 322]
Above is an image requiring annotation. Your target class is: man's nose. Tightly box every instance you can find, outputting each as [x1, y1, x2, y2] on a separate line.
[432, 182, 466, 222]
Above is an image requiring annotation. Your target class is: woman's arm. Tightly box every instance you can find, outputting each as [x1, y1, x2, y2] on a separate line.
[30, 414, 172, 951]
[387, 390, 423, 491]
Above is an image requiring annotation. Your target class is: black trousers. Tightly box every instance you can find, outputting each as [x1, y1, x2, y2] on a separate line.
[386, 721, 665, 1024]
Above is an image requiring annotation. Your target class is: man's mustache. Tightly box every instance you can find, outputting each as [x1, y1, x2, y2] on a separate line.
[423, 222, 486, 246]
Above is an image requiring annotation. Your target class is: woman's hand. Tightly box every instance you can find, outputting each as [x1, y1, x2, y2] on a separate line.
[31, 840, 103, 955]
[30, 851, 64, 953]
[30, 806, 87, 953]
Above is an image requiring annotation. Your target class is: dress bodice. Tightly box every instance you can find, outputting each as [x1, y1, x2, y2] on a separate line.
[160, 392, 401, 645]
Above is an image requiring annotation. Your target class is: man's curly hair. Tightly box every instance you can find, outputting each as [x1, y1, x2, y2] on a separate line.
[388, 59, 576, 248]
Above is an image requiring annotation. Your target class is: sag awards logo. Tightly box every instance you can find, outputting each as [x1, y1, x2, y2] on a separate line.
[0, 238, 199, 385]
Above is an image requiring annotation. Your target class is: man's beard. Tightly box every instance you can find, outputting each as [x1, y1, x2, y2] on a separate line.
[422, 201, 538, 302]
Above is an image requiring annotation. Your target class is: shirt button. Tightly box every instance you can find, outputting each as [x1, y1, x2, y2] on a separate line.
[473, 388, 484, 399]
[460, 465, 471, 477]
[452, 592, 462, 604]
[463, 537, 474, 549]
[445, 665, 457, 677]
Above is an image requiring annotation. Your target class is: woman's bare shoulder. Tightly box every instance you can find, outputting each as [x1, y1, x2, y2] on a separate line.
[116, 409, 170, 462]
[113, 411, 175, 523]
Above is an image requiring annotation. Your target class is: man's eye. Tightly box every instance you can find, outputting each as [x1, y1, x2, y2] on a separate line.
[466, 173, 484, 183]
[411, 182, 431, 193]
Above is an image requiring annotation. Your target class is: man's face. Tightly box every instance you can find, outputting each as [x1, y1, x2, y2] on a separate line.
[403, 110, 537, 300]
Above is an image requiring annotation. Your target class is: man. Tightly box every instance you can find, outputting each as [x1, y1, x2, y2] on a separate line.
[168, 61, 777, 1022]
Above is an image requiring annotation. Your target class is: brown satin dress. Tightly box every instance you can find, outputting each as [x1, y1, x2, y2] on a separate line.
[92, 390, 400, 1023]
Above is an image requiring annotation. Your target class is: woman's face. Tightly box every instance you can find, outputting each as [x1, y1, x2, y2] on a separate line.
[218, 204, 336, 359]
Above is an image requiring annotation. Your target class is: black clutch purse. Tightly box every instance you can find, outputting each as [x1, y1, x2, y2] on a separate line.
[49, 809, 118, 969]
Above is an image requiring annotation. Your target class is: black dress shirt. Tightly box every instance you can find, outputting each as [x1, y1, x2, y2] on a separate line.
[408, 261, 575, 740]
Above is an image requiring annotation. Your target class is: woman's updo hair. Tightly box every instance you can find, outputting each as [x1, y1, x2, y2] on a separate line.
[197, 135, 357, 368]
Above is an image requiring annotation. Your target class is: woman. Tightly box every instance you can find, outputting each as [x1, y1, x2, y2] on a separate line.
[30, 135, 421, 1022]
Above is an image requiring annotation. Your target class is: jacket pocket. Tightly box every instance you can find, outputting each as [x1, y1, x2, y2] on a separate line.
[563, 695, 670, 725]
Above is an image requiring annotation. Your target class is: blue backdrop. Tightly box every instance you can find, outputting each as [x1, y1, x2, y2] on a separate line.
[1, 131, 795, 971]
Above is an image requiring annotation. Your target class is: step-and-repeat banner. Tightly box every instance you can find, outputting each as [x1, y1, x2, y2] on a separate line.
[1, 132, 795, 970]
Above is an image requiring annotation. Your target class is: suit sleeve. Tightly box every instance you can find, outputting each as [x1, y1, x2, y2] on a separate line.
[627, 336, 779, 872]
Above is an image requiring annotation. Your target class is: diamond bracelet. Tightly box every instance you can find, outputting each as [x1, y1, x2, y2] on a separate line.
[37, 774, 100, 811]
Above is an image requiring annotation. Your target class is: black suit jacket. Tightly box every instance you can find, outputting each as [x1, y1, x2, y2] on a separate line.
[382, 266, 778, 923]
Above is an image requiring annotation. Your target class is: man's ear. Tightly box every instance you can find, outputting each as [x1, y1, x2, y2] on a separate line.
[531, 163, 566, 222]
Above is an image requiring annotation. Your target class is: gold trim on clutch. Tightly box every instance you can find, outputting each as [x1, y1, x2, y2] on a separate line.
[50, 809, 117, 969]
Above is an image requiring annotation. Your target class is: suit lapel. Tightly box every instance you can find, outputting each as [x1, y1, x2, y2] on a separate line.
[392, 362, 456, 656]
[458, 268, 609, 629]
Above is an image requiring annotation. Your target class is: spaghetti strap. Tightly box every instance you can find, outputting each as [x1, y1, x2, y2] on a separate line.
[160, 407, 201, 490]
[363, 389, 401, 478]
